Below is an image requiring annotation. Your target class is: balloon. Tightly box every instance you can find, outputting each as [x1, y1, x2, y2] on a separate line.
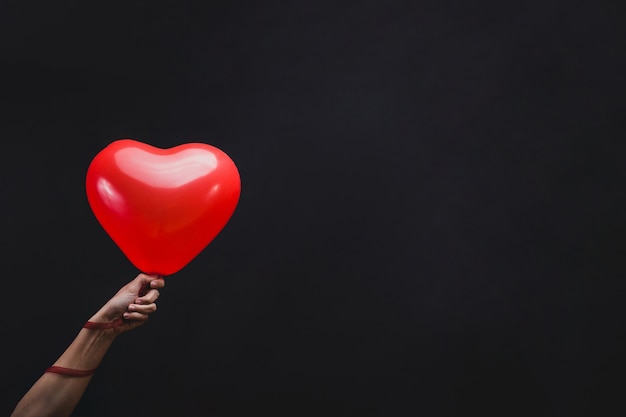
[85, 139, 241, 276]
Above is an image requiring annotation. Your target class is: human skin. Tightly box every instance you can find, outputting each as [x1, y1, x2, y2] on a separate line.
[11, 273, 165, 417]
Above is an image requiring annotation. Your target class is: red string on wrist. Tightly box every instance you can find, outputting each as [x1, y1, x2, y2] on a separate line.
[45, 366, 96, 377]
[44, 319, 126, 377]
[83, 318, 125, 329]
[46, 319, 124, 377]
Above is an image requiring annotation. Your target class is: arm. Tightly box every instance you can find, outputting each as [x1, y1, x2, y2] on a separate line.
[11, 273, 165, 417]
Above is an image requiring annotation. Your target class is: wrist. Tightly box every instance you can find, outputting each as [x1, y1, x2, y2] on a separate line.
[88, 312, 112, 324]
[86, 309, 125, 338]
[49, 322, 118, 375]
[81, 323, 120, 342]
[89, 302, 120, 323]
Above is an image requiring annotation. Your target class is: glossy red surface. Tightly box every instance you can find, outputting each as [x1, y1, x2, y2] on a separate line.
[86, 139, 241, 276]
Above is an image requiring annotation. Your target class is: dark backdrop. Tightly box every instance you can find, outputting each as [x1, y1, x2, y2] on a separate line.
[1, 1, 624, 416]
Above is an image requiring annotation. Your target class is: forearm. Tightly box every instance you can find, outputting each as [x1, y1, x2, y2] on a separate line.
[11, 273, 164, 417]
[11, 325, 117, 417]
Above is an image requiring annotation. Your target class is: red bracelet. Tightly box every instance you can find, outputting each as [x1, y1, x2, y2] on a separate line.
[45, 366, 96, 377]
[83, 318, 125, 329]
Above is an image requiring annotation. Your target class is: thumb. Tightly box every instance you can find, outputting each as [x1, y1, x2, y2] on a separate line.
[130, 273, 160, 294]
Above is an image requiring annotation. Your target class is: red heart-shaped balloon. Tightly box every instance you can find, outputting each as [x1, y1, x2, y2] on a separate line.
[86, 139, 241, 276]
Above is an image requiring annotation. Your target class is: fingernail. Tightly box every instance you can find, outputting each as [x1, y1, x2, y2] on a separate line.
[123, 313, 130, 318]
[128, 305, 135, 311]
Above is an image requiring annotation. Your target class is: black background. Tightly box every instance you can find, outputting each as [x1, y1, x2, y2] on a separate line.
[1, 1, 625, 416]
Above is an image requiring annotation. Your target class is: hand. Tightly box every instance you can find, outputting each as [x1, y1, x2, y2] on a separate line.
[89, 273, 165, 334]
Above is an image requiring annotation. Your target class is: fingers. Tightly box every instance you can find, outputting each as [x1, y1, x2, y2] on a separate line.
[136, 288, 160, 304]
[132, 273, 165, 292]
[123, 311, 150, 321]
[128, 302, 157, 314]
[149, 277, 166, 289]
[137, 273, 165, 286]
[120, 274, 165, 323]
[124, 302, 156, 320]
[133, 273, 158, 285]
[128, 274, 165, 299]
